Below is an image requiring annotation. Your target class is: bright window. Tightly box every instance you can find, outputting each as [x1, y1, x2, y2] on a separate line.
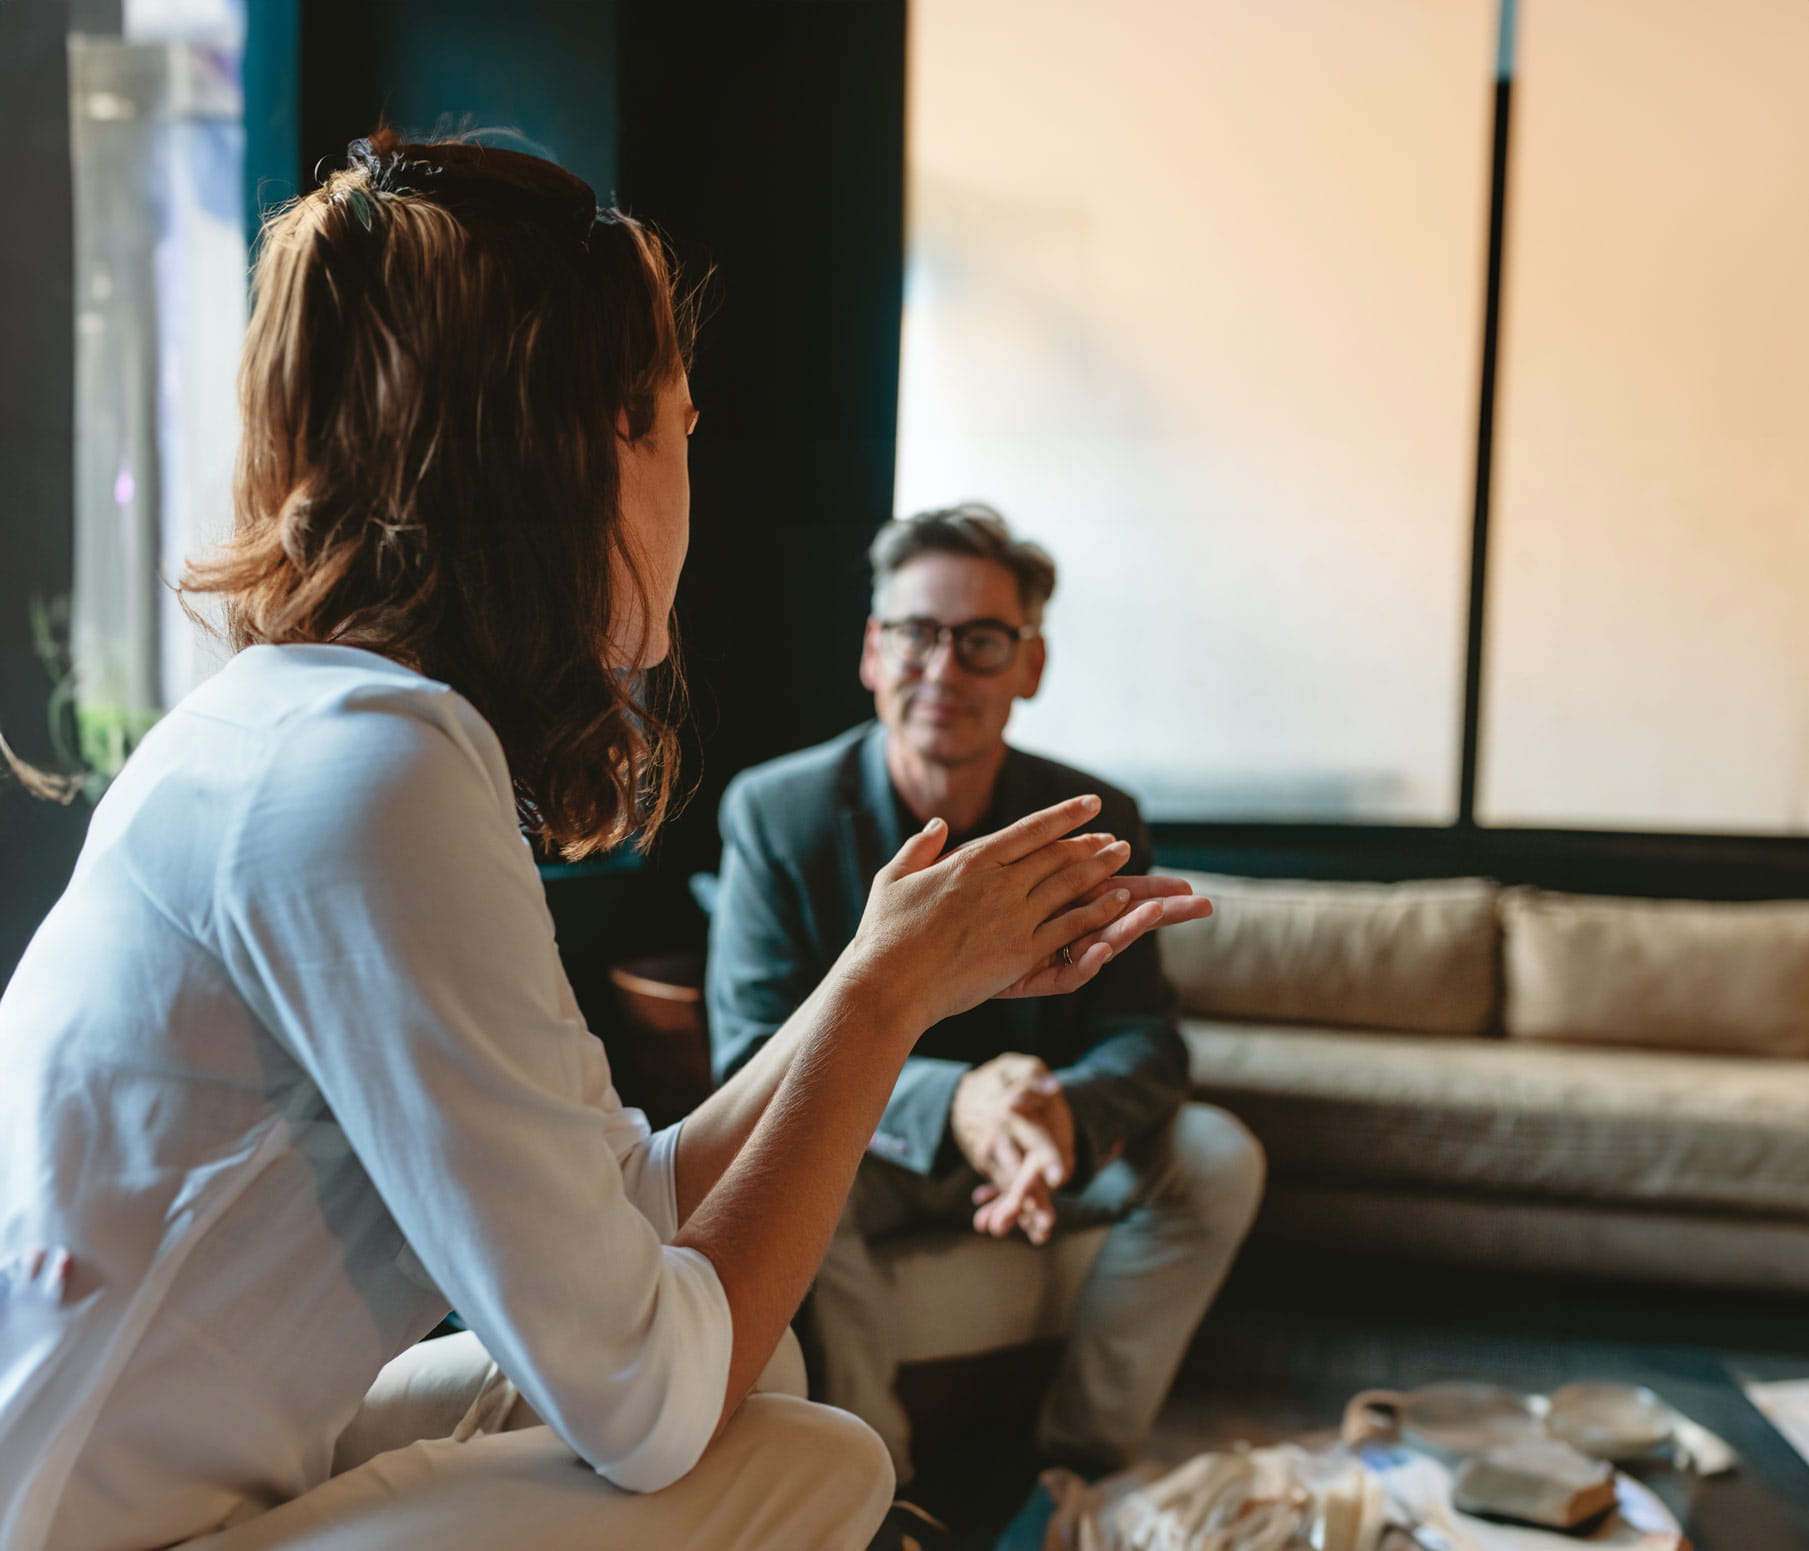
[1478, 0, 1809, 833]
[65, 0, 243, 782]
[897, 0, 1497, 821]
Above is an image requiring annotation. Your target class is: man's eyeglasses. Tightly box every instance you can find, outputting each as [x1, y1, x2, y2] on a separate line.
[876, 617, 1039, 676]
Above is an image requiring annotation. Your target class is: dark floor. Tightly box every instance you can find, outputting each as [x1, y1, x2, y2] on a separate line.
[904, 1243, 1809, 1550]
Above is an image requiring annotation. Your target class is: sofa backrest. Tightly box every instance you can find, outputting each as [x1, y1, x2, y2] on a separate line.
[1157, 871, 1501, 1038]
[1502, 887, 1809, 1058]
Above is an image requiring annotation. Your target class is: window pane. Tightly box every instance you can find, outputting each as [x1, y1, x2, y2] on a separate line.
[69, 19, 243, 782]
[1479, 0, 1809, 833]
[898, 0, 1496, 821]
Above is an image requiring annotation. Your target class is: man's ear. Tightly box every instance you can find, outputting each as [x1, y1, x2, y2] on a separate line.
[1020, 635, 1047, 700]
[859, 618, 883, 694]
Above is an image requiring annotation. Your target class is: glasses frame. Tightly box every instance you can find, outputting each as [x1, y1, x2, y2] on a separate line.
[875, 615, 1041, 677]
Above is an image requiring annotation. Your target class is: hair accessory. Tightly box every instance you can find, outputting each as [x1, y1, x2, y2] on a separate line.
[344, 135, 597, 245]
[345, 187, 373, 232]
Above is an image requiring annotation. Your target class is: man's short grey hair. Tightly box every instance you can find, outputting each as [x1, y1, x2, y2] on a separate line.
[868, 503, 1058, 626]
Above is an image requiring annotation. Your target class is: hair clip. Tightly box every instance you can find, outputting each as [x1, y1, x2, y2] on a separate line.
[342, 135, 595, 246]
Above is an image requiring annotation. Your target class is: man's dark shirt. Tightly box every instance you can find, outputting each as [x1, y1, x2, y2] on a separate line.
[705, 722, 1189, 1178]
[880, 782, 1009, 1106]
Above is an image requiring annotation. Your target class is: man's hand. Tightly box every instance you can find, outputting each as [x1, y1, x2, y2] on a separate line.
[953, 1054, 1070, 1180]
[952, 1054, 1077, 1245]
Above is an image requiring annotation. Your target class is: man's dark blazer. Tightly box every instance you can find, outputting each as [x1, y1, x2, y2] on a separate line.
[705, 721, 1190, 1178]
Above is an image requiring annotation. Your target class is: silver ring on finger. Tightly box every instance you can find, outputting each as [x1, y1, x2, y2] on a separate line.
[1058, 943, 1074, 967]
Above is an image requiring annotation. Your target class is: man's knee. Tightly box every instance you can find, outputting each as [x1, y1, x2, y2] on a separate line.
[1166, 1103, 1266, 1230]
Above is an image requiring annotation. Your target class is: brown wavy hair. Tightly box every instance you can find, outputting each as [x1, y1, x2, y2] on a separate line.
[181, 129, 693, 858]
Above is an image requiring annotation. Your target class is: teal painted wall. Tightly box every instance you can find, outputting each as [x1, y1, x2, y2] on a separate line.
[0, 0, 90, 982]
[296, 0, 619, 197]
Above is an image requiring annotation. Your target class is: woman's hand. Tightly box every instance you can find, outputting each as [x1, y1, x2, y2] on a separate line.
[842, 794, 1138, 1031]
[995, 874, 1213, 999]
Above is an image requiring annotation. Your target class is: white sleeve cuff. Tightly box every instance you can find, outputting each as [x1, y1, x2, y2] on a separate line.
[592, 1242, 733, 1492]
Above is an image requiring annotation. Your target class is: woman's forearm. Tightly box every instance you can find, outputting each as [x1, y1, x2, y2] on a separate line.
[670, 977, 878, 1224]
[671, 962, 920, 1429]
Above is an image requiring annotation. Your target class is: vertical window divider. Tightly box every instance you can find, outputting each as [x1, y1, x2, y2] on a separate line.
[1458, 0, 1518, 829]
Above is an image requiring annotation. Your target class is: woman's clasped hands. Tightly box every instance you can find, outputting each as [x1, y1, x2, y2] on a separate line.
[850, 787, 1208, 1029]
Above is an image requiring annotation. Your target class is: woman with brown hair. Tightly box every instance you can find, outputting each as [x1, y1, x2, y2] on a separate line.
[0, 133, 1198, 1550]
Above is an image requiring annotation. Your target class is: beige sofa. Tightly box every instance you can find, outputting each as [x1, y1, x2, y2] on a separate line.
[875, 874, 1809, 1368]
[1163, 873, 1809, 1295]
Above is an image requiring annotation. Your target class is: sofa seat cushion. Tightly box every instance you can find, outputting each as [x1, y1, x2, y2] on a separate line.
[1183, 1018, 1809, 1217]
[871, 1224, 1110, 1366]
[1160, 873, 1500, 1037]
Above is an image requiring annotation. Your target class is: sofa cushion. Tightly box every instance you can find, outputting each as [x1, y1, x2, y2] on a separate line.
[1503, 888, 1809, 1058]
[1158, 873, 1500, 1037]
[1183, 1019, 1809, 1216]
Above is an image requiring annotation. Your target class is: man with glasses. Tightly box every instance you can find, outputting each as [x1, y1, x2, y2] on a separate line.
[706, 504, 1265, 1488]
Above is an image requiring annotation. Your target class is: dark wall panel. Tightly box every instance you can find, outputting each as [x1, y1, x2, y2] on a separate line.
[1, 0, 92, 982]
[616, 0, 907, 888]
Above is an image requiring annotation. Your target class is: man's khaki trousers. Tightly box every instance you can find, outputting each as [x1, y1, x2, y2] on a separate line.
[813, 1102, 1266, 1480]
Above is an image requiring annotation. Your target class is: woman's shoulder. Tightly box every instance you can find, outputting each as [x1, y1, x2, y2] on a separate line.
[182, 644, 517, 835]
[193, 645, 491, 754]
[188, 642, 449, 718]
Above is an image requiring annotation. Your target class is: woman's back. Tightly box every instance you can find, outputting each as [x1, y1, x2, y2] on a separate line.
[0, 644, 720, 1550]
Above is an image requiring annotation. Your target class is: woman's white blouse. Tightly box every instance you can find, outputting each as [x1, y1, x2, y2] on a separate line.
[0, 645, 732, 1551]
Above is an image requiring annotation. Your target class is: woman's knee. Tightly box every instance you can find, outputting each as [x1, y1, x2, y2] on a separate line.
[729, 1396, 895, 1545]
[333, 1331, 499, 1473]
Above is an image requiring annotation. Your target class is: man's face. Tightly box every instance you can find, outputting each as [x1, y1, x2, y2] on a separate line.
[860, 552, 1046, 769]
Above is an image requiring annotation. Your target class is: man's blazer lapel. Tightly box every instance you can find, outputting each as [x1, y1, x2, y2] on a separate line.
[835, 722, 901, 935]
[995, 745, 1054, 1045]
